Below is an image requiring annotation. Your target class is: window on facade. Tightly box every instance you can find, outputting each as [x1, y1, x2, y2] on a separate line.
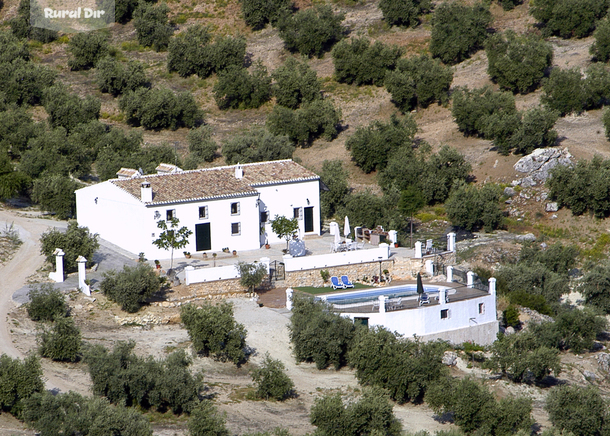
[199, 206, 208, 219]
[293, 207, 302, 219]
[231, 202, 240, 215]
[260, 211, 268, 223]
[166, 209, 175, 221]
[440, 309, 449, 319]
[231, 222, 241, 235]
[478, 303, 485, 314]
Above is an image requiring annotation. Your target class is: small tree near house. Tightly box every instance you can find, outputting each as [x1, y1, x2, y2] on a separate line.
[152, 218, 192, 270]
[270, 215, 299, 251]
[236, 261, 268, 293]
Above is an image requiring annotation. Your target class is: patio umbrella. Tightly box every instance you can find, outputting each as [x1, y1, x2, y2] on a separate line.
[344, 216, 351, 239]
[334, 227, 342, 246]
[417, 272, 424, 295]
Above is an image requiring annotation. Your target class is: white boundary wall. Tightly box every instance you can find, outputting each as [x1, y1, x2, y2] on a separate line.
[184, 265, 240, 285]
[283, 244, 390, 272]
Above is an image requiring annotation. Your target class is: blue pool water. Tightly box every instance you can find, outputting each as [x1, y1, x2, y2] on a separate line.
[318, 284, 446, 306]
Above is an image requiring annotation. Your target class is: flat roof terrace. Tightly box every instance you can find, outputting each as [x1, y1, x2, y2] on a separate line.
[324, 284, 489, 314]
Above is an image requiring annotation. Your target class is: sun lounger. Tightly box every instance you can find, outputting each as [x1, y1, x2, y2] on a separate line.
[331, 276, 346, 290]
[340, 275, 354, 288]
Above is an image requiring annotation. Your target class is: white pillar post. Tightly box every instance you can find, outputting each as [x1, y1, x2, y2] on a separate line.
[286, 288, 293, 310]
[260, 257, 270, 274]
[378, 295, 386, 314]
[425, 259, 433, 275]
[76, 256, 90, 296]
[447, 232, 456, 252]
[467, 271, 475, 288]
[439, 288, 447, 306]
[414, 241, 422, 258]
[185, 265, 194, 286]
[489, 277, 496, 296]
[49, 248, 65, 283]
[446, 265, 453, 283]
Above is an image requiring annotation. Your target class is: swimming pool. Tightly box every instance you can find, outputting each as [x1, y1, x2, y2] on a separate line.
[317, 284, 451, 306]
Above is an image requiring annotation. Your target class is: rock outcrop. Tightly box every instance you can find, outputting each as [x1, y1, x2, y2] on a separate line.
[513, 148, 572, 187]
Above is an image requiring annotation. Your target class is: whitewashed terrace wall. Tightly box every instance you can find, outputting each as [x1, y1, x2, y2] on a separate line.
[283, 244, 391, 271]
[185, 265, 240, 285]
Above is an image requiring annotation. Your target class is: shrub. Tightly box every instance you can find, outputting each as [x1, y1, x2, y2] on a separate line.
[277, 4, 345, 58]
[338, 189, 403, 230]
[444, 182, 503, 232]
[96, 56, 148, 96]
[591, 18, 610, 61]
[496, 0, 522, 10]
[184, 126, 217, 168]
[310, 388, 402, 436]
[451, 86, 517, 137]
[379, 145, 471, 204]
[547, 156, 610, 217]
[541, 67, 586, 115]
[584, 63, 610, 109]
[385, 54, 453, 111]
[133, 2, 173, 51]
[0, 107, 43, 157]
[115, 0, 142, 23]
[289, 293, 356, 370]
[181, 302, 248, 365]
[241, 0, 292, 30]
[27, 284, 68, 322]
[120, 87, 203, 130]
[272, 57, 320, 109]
[379, 0, 431, 28]
[345, 113, 417, 173]
[530, 0, 609, 39]
[266, 98, 341, 146]
[545, 385, 609, 436]
[426, 377, 534, 435]
[0, 354, 44, 417]
[236, 261, 268, 292]
[40, 221, 99, 273]
[213, 63, 272, 110]
[43, 85, 100, 132]
[67, 32, 109, 71]
[188, 400, 230, 436]
[167, 25, 246, 78]
[332, 37, 403, 86]
[39, 317, 81, 362]
[0, 153, 30, 201]
[496, 263, 569, 305]
[10, 0, 58, 42]
[509, 292, 553, 316]
[349, 326, 448, 403]
[429, 2, 492, 65]
[485, 31, 553, 94]
[23, 392, 153, 436]
[519, 241, 579, 275]
[508, 107, 559, 155]
[320, 159, 350, 219]
[100, 263, 162, 313]
[250, 353, 294, 400]
[222, 128, 294, 164]
[530, 308, 607, 353]
[503, 305, 520, 327]
[84, 341, 203, 413]
[0, 29, 29, 64]
[485, 330, 561, 382]
[581, 261, 610, 313]
[0, 58, 57, 106]
[32, 174, 81, 219]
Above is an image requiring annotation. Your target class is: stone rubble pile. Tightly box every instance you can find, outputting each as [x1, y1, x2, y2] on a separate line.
[513, 147, 572, 187]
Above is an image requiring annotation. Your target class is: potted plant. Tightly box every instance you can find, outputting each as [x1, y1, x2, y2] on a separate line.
[154, 260, 161, 269]
[202, 252, 208, 259]
[183, 251, 191, 259]
[232, 250, 237, 256]
[212, 252, 217, 267]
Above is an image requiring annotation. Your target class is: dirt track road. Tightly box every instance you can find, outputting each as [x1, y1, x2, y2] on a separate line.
[0, 209, 84, 393]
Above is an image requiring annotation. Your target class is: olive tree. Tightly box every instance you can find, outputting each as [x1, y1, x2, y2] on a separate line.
[38, 317, 82, 362]
[591, 19, 610, 61]
[184, 126, 217, 168]
[241, 0, 292, 30]
[445, 182, 503, 232]
[40, 221, 99, 272]
[96, 56, 148, 96]
[250, 353, 294, 401]
[27, 284, 68, 322]
[43, 85, 101, 132]
[222, 128, 294, 164]
[485, 31, 553, 94]
[236, 261, 268, 293]
[133, 2, 173, 51]
[100, 263, 163, 313]
[67, 32, 109, 71]
[0, 354, 44, 417]
[213, 64, 272, 110]
[180, 302, 248, 365]
[379, 0, 431, 28]
[545, 385, 609, 436]
[429, 2, 492, 65]
[272, 57, 320, 109]
[530, 0, 609, 39]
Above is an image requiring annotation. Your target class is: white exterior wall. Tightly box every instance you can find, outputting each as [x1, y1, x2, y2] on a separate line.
[257, 180, 321, 244]
[76, 182, 151, 257]
[343, 293, 498, 345]
[76, 182, 261, 259]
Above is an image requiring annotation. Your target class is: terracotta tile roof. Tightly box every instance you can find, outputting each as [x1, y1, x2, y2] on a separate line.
[116, 168, 141, 179]
[110, 160, 318, 205]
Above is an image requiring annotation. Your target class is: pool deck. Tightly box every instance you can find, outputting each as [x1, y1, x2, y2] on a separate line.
[328, 284, 489, 314]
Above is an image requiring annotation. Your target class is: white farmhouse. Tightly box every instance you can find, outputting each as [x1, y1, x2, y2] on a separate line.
[75, 160, 321, 258]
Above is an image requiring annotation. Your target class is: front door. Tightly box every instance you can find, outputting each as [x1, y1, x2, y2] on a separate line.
[195, 223, 211, 251]
[304, 206, 314, 233]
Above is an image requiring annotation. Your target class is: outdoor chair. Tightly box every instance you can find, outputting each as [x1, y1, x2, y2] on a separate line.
[372, 300, 379, 311]
[340, 275, 354, 288]
[356, 241, 365, 250]
[331, 276, 346, 290]
[395, 297, 402, 309]
[419, 293, 430, 306]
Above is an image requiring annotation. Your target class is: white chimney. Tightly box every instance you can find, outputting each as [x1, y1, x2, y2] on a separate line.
[141, 182, 153, 202]
[235, 163, 243, 179]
